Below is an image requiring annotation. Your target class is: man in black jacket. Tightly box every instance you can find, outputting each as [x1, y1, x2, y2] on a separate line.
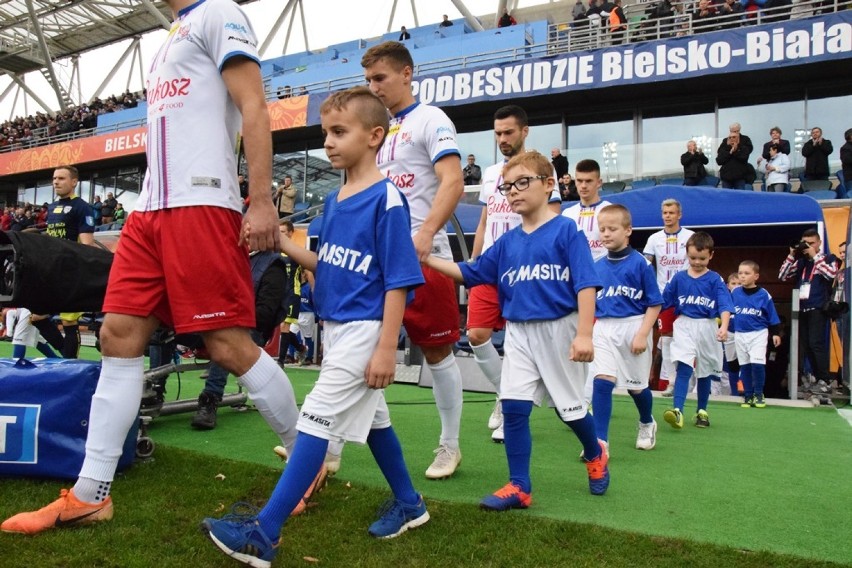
[681, 140, 709, 186]
[802, 127, 833, 181]
[551, 147, 569, 179]
[716, 122, 753, 189]
[463, 154, 482, 186]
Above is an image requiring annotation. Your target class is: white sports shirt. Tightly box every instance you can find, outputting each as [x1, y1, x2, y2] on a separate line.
[643, 227, 695, 293]
[478, 160, 561, 254]
[377, 102, 460, 260]
[561, 199, 612, 260]
[138, 0, 259, 213]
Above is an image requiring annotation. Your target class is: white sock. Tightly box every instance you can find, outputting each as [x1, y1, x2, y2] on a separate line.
[238, 349, 298, 454]
[76, 356, 145, 501]
[429, 353, 462, 449]
[470, 340, 502, 392]
[660, 336, 675, 385]
[327, 439, 344, 458]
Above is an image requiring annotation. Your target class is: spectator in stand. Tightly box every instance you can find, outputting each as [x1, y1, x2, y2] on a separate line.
[277, 85, 292, 100]
[841, 128, 852, 196]
[399, 26, 411, 41]
[101, 192, 117, 224]
[113, 203, 126, 222]
[92, 195, 103, 226]
[693, 0, 719, 29]
[35, 203, 49, 230]
[463, 154, 482, 186]
[498, 9, 517, 27]
[762, 143, 790, 191]
[274, 175, 297, 218]
[560, 173, 579, 201]
[0, 206, 11, 230]
[551, 147, 569, 179]
[573, 0, 588, 20]
[681, 140, 709, 186]
[609, 0, 628, 43]
[716, 122, 754, 189]
[439, 14, 454, 27]
[758, 126, 791, 168]
[801, 127, 833, 181]
[238, 173, 249, 201]
[10, 207, 33, 231]
[718, 0, 745, 26]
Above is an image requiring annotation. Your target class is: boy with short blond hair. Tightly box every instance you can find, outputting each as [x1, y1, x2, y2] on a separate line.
[662, 232, 733, 429]
[591, 204, 662, 453]
[732, 260, 782, 408]
[425, 151, 609, 510]
[202, 86, 428, 567]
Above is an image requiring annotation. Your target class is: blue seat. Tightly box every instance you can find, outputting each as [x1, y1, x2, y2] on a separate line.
[658, 178, 682, 185]
[699, 175, 720, 188]
[804, 189, 836, 200]
[801, 179, 833, 192]
[601, 181, 626, 193]
[629, 179, 656, 190]
[835, 170, 847, 198]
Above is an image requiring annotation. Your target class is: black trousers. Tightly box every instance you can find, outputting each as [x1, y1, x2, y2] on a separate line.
[800, 308, 830, 382]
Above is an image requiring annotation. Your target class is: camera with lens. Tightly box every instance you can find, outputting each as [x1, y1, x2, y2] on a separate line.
[791, 240, 811, 258]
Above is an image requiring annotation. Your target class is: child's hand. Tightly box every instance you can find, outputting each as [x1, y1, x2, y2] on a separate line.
[772, 335, 781, 348]
[630, 333, 648, 354]
[716, 328, 728, 342]
[365, 347, 396, 389]
[570, 335, 594, 363]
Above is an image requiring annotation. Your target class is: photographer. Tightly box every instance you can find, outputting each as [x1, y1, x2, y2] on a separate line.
[779, 229, 838, 391]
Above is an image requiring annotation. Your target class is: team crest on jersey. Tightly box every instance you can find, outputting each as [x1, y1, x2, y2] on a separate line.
[63, 206, 72, 214]
[173, 24, 193, 43]
[398, 131, 413, 148]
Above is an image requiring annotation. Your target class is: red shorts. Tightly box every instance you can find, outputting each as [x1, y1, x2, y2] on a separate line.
[403, 264, 461, 347]
[102, 207, 256, 334]
[657, 306, 676, 335]
[466, 284, 505, 331]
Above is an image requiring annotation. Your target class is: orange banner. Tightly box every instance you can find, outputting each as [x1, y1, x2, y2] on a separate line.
[0, 96, 308, 177]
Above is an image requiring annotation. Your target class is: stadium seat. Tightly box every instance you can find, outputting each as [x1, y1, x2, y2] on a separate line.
[629, 179, 656, 190]
[658, 178, 682, 185]
[801, 179, 833, 192]
[835, 170, 847, 198]
[699, 175, 720, 188]
[804, 189, 836, 200]
[601, 181, 626, 193]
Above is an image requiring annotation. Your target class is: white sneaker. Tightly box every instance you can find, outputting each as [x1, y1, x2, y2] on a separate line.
[491, 424, 504, 443]
[487, 399, 502, 430]
[425, 445, 461, 479]
[661, 383, 674, 397]
[636, 419, 657, 450]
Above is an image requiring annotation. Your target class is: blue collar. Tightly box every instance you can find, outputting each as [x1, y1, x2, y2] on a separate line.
[394, 101, 419, 119]
[178, 0, 206, 18]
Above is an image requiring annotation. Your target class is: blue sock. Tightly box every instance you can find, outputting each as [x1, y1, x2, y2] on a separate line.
[629, 388, 654, 424]
[740, 364, 754, 397]
[591, 378, 615, 442]
[673, 362, 693, 411]
[563, 412, 600, 461]
[305, 338, 314, 359]
[697, 376, 713, 412]
[368, 426, 418, 506]
[727, 369, 740, 396]
[37, 341, 59, 358]
[503, 400, 533, 493]
[752, 364, 766, 397]
[12, 344, 25, 359]
[257, 433, 327, 539]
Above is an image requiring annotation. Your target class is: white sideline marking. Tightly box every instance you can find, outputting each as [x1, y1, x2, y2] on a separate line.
[838, 408, 852, 429]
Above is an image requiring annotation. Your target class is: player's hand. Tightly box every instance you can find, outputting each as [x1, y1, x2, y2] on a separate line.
[570, 335, 594, 363]
[716, 328, 728, 342]
[365, 347, 396, 389]
[412, 229, 434, 262]
[242, 200, 280, 252]
[630, 333, 648, 355]
[772, 335, 781, 348]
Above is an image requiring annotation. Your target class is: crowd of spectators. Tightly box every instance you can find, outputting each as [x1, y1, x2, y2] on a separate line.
[0, 90, 143, 152]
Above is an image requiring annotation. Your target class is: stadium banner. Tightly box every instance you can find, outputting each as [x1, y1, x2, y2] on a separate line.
[406, 12, 851, 108]
[0, 97, 309, 176]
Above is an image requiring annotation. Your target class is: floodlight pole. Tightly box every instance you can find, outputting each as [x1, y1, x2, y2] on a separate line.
[25, 0, 67, 111]
[258, 0, 299, 58]
[90, 38, 140, 103]
[450, 0, 486, 31]
[9, 73, 55, 117]
[139, 0, 172, 30]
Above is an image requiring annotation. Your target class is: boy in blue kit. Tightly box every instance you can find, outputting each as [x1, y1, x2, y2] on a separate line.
[425, 151, 609, 510]
[591, 204, 663, 453]
[201, 86, 428, 567]
[732, 261, 782, 408]
[662, 232, 733, 429]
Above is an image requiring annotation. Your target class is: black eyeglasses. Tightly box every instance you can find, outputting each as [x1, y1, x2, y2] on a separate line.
[497, 175, 547, 195]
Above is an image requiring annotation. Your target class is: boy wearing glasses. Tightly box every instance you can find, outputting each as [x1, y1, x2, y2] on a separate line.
[424, 151, 608, 511]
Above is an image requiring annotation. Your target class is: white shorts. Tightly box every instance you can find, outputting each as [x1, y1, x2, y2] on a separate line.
[11, 308, 43, 348]
[735, 329, 769, 365]
[723, 332, 737, 361]
[591, 315, 652, 390]
[297, 320, 391, 444]
[295, 311, 314, 339]
[670, 316, 723, 378]
[501, 313, 588, 422]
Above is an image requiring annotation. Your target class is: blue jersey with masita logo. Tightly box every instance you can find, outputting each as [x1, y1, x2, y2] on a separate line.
[594, 248, 662, 318]
[731, 286, 781, 333]
[662, 269, 733, 319]
[313, 180, 425, 323]
[459, 215, 600, 321]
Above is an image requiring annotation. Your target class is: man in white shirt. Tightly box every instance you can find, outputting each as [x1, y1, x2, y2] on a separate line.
[561, 159, 611, 261]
